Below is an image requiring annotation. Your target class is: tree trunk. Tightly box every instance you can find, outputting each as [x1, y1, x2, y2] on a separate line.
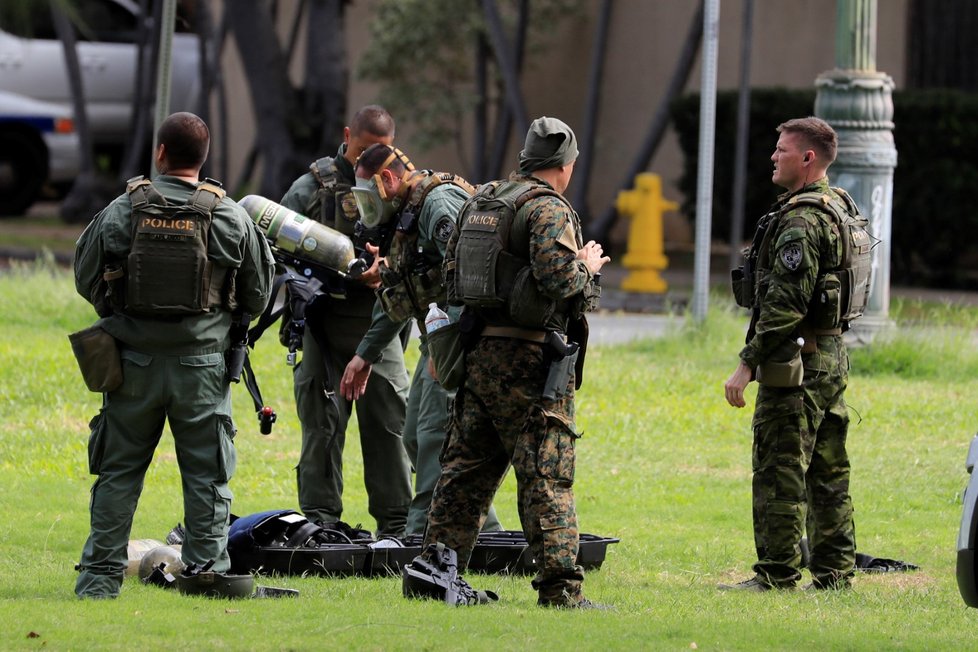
[305, 0, 347, 158]
[118, 0, 155, 181]
[227, 1, 299, 199]
[50, 0, 108, 222]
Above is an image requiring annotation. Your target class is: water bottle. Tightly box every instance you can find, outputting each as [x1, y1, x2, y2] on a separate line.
[424, 302, 451, 334]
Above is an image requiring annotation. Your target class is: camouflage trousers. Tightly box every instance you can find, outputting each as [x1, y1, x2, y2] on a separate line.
[751, 335, 856, 587]
[423, 337, 585, 605]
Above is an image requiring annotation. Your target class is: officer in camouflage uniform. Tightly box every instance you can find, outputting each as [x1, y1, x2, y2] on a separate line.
[279, 106, 412, 537]
[721, 117, 857, 592]
[418, 117, 610, 608]
[339, 143, 503, 536]
[73, 112, 275, 598]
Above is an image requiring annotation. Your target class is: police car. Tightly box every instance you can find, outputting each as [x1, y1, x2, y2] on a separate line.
[0, 0, 200, 215]
[0, 90, 80, 216]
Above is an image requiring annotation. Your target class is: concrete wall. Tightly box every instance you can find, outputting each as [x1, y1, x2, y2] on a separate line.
[214, 0, 908, 246]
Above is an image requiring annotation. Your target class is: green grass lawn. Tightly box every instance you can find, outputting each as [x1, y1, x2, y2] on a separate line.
[2, 259, 978, 650]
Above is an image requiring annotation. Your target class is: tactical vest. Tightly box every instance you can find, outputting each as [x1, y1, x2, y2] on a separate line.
[447, 178, 572, 330]
[377, 171, 476, 323]
[112, 177, 229, 317]
[309, 156, 359, 236]
[734, 186, 873, 330]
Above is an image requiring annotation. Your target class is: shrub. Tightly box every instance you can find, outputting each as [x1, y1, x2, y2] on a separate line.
[670, 88, 978, 289]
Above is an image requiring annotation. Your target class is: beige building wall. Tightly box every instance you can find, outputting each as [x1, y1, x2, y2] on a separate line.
[215, 0, 908, 246]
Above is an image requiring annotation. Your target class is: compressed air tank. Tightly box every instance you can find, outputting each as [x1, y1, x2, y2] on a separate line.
[240, 195, 356, 275]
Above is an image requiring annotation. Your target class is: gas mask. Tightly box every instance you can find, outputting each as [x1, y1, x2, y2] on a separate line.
[351, 176, 400, 256]
[350, 147, 415, 258]
[351, 176, 398, 230]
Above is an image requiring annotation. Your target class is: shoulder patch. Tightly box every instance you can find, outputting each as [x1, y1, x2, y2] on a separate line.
[338, 190, 359, 222]
[434, 217, 456, 242]
[779, 242, 804, 271]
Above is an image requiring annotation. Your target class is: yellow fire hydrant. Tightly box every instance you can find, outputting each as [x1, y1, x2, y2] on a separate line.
[615, 173, 677, 293]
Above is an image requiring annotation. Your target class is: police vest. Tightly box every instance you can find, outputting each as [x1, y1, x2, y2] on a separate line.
[734, 186, 873, 329]
[448, 178, 572, 330]
[115, 177, 229, 317]
[309, 156, 360, 235]
[377, 171, 475, 323]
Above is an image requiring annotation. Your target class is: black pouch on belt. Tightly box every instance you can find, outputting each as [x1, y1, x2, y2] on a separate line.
[68, 323, 123, 392]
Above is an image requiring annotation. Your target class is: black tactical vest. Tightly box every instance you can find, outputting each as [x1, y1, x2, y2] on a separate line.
[118, 177, 228, 317]
[448, 177, 572, 330]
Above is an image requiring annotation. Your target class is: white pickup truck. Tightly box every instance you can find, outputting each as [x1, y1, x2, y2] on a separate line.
[0, 0, 200, 215]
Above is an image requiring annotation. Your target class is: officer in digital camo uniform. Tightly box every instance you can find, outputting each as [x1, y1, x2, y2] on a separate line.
[721, 117, 860, 592]
[279, 106, 412, 537]
[417, 117, 610, 608]
[339, 143, 503, 536]
[73, 112, 275, 598]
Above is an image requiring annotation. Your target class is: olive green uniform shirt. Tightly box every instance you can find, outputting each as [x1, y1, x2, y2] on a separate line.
[73, 175, 275, 353]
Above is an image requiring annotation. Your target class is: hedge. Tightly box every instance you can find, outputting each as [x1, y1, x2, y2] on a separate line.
[670, 88, 978, 289]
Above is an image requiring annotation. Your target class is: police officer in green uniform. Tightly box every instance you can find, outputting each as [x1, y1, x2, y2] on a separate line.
[416, 117, 609, 608]
[73, 112, 275, 598]
[339, 144, 503, 536]
[721, 117, 859, 592]
[279, 106, 412, 537]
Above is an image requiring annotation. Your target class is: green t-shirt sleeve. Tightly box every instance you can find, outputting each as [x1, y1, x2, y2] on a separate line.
[355, 299, 408, 363]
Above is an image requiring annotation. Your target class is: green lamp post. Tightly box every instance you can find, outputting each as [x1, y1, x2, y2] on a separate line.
[815, 0, 897, 338]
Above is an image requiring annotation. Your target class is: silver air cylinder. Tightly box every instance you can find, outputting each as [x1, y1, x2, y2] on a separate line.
[240, 195, 356, 275]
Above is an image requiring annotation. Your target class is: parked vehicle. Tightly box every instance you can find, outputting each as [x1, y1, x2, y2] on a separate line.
[0, 0, 201, 214]
[0, 90, 80, 216]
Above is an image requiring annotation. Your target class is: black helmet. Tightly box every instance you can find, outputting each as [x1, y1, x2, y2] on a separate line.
[177, 567, 255, 599]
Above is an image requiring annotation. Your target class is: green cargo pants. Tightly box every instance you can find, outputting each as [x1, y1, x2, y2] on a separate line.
[75, 349, 235, 598]
[294, 308, 412, 536]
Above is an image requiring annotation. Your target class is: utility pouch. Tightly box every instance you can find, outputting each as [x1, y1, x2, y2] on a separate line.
[508, 266, 555, 328]
[427, 321, 466, 391]
[68, 324, 123, 392]
[809, 271, 843, 330]
[755, 338, 803, 388]
[378, 281, 416, 323]
[731, 267, 751, 308]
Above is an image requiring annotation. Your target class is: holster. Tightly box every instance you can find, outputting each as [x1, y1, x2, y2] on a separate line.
[543, 331, 579, 401]
[567, 315, 589, 390]
[68, 323, 123, 393]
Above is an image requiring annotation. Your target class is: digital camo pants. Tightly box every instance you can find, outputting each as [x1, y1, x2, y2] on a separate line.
[424, 337, 585, 605]
[751, 335, 856, 587]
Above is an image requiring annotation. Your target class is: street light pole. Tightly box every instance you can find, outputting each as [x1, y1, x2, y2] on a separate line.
[814, 0, 897, 339]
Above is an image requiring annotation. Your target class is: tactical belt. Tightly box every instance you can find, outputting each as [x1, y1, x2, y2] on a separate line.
[481, 325, 547, 343]
[799, 324, 843, 353]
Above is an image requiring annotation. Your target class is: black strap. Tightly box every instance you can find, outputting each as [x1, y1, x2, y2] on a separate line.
[284, 521, 324, 548]
[240, 353, 265, 413]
